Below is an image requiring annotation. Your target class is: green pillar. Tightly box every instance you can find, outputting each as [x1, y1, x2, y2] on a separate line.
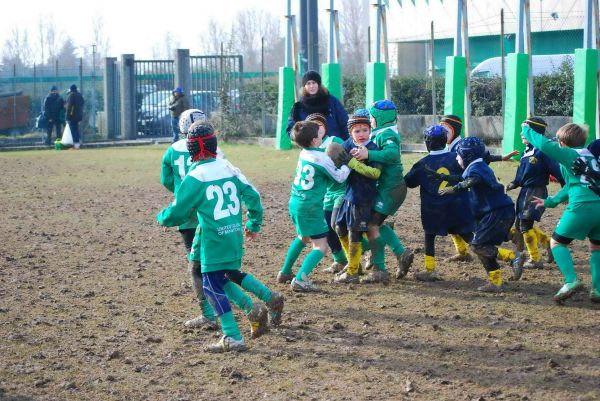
[365, 62, 386, 107]
[573, 48, 598, 144]
[275, 66, 295, 150]
[322, 63, 342, 101]
[443, 56, 466, 127]
[502, 53, 529, 155]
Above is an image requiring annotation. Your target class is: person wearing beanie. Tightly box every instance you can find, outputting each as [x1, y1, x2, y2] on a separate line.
[287, 70, 349, 141]
[304, 113, 349, 274]
[168, 86, 190, 143]
[43, 85, 64, 146]
[350, 100, 414, 284]
[65, 84, 84, 149]
[506, 117, 565, 270]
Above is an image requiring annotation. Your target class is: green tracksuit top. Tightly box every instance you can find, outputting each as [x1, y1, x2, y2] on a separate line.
[522, 126, 600, 207]
[320, 135, 347, 211]
[289, 148, 351, 216]
[156, 158, 263, 272]
[368, 125, 405, 191]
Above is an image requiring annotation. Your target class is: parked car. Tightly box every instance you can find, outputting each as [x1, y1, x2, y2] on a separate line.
[471, 54, 574, 78]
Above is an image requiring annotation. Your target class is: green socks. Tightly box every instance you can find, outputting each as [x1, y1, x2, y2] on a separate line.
[223, 281, 253, 315]
[296, 249, 324, 281]
[552, 245, 577, 283]
[241, 273, 272, 303]
[370, 236, 387, 272]
[219, 311, 242, 340]
[200, 299, 215, 321]
[361, 236, 371, 252]
[281, 238, 306, 275]
[591, 250, 600, 291]
[332, 249, 348, 264]
[379, 224, 404, 255]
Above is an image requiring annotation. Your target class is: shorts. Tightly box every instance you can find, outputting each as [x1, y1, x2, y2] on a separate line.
[554, 201, 600, 241]
[373, 180, 407, 216]
[516, 186, 547, 221]
[290, 211, 329, 238]
[336, 200, 372, 232]
[471, 205, 515, 247]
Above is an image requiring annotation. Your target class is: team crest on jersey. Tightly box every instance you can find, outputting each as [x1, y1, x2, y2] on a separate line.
[528, 156, 538, 165]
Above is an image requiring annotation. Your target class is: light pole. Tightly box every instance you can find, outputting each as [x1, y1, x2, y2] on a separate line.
[92, 44, 97, 132]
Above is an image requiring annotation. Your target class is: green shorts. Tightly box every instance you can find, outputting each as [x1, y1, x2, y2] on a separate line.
[373, 180, 407, 216]
[554, 201, 600, 241]
[290, 211, 329, 238]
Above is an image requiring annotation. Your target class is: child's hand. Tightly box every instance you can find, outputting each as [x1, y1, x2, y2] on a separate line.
[245, 228, 258, 241]
[531, 196, 545, 209]
[502, 150, 520, 161]
[506, 182, 518, 191]
[351, 146, 368, 161]
[438, 187, 456, 196]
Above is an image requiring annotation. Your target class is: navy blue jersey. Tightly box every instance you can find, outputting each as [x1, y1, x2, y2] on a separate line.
[343, 139, 381, 205]
[462, 160, 514, 219]
[405, 150, 474, 235]
[512, 145, 565, 188]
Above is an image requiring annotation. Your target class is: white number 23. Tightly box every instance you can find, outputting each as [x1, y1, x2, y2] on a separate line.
[206, 181, 240, 220]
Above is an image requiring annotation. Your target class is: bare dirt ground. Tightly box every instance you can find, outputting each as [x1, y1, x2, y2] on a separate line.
[1, 145, 599, 401]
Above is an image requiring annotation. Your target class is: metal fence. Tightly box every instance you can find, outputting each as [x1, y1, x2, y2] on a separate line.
[134, 60, 174, 137]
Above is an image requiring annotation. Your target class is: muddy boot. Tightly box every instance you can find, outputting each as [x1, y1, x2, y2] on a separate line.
[323, 262, 344, 274]
[523, 259, 544, 269]
[477, 282, 508, 293]
[414, 270, 442, 282]
[334, 271, 360, 284]
[510, 253, 525, 281]
[205, 336, 247, 353]
[590, 288, 600, 304]
[266, 292, 284, 327]
[546, 243, 554, 264]
[362, 251, 374, 271]
[360, 269, 390, 284]
[444, 253, 473, 263]
[290, 277, 320, 292]
[247, 302, 269, 339]
[553, 280, 584, 303]
[277, 271, 294, 284]
[184, 315, 218, 330]
[394, 248, 414, 279]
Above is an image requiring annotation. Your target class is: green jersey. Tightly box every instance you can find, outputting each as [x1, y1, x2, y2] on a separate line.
[289, 148, 350, 216]
[161, 139, 197, 230]
[523, 126, 600, 207]
[157, 158, 263, 272]
[320, 135, 347, 210]
[368, 125, 405, 191]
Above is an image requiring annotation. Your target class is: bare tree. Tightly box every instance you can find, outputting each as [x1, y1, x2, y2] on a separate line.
[231, 8, 282, 71]
[151, 31, 181, 59]
[35, 15, 64, 66]
[90, 15, 111, 66]
[1, 26, 34, 68]
[340, 0, 369, 75]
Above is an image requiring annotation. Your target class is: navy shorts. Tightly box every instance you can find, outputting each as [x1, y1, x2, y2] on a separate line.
[336, 200, 372, 232]
[202, 271, 232, 317]
[516, 186, 547, 222]
[472, 205, 515, 247]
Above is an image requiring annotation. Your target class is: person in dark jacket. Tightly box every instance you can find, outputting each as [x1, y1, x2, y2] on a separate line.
[65, 84, 84, 149]
[287, 71, 349, 141]
[43, 86, 64, 146]
[168, 86, 190, 143]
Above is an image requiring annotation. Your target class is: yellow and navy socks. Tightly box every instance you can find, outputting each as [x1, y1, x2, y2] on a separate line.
[523, 229, 541, 262]
[347, 241, 362, 275]
[450, 234, 469, 256]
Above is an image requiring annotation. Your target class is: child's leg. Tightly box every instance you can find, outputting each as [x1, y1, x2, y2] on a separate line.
[202, 271, 242, 341]
[335, 224, 350, 262]
[551, 235, 577, 283]
[415, 233, 442, 281]
[325, 209, 347, 267]
[184, 260, 216, 328]
[179, 228, 196, 254]
[590, 240, 600, 300]
[296, 236, 328, 282]
[280, 236, 307, 276]
[346, 231, 363, 276]
[520, 219, 541, 263]
[379, 223, 405, 256]
[450, 234, 470, 256]
[471, 244, 505, 290]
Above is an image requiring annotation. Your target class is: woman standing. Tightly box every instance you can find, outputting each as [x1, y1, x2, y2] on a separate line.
[287, 70, 349, 141]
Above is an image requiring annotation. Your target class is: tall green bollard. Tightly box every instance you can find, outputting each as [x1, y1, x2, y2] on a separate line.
[573, 48, 598, 144]
[275, 66, 295, 150]
[502, 53, 529, 155]
[443, 56, 466, 129]
[322, 63, 342, 101]
[366, 62, 386, 107]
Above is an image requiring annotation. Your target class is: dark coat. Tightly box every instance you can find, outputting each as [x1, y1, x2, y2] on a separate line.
[65, 90, 84, 122]
[43, 93, 64, 121]
[168, 95, 189, 118]
[287, 93, 349, 140]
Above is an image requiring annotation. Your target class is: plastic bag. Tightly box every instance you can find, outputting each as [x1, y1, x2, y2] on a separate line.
[61, 124, 74, 146]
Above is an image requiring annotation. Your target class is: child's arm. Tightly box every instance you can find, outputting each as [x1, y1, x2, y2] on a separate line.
[238, 175, 264, 233]
[156, 177, 200, 227]
[348, 158, 381, 180]
[361, 135, 400, 164]
[536, 184, 569, 208]
[404, 162, 420, 188]
[321, 156, 351, 183]
[160, 148, 175, 193]
[438, 176, 482, 195]
[522, 125, 578, 167]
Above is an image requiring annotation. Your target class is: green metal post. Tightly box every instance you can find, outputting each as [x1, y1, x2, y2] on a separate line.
[443, 56, 466, 127]
[365, 62, 386, 107]
[573, 49, 598, 143]
[502, 53, 529, 155]
[321, 63, 341, 100]
[275, 66, 295, 150]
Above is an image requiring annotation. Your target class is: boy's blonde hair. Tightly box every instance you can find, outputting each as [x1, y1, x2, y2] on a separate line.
[556, 123, 588, 148]
[291, 121, 319, 149]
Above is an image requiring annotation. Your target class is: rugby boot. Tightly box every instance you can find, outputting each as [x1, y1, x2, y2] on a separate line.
[414, 270, 442, 282]
[360, 269, 390, 284]
[205, 336, 247, 353]
[333, 271, 360, 284]
[265, 291, 284, 326]
[277, 271, 294, 284]
[290, 277, 320, 292]
[553, 280, 584, 303]
[247, 302, 269, 339]
[510, 253, 525, 281]
[444, 253, 473, 263]
[477, 282, 508, 293]
[394, 248, 414, 279]
[523, 259, 544, 269]
[323, 262, 344, 274]
[184, 315, 218, 330]
[590, 288, 600, 304]
[362, 250, 374, 270]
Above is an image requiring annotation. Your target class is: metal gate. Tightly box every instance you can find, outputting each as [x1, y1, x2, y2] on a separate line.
[190, 55, 243, 117]
[134, 60, 174, 136]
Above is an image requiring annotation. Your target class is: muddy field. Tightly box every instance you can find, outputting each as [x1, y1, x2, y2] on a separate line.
[1, 145, 599, 401]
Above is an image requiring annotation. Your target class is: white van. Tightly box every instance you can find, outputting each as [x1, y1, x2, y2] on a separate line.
[470, 54, 574, 78]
